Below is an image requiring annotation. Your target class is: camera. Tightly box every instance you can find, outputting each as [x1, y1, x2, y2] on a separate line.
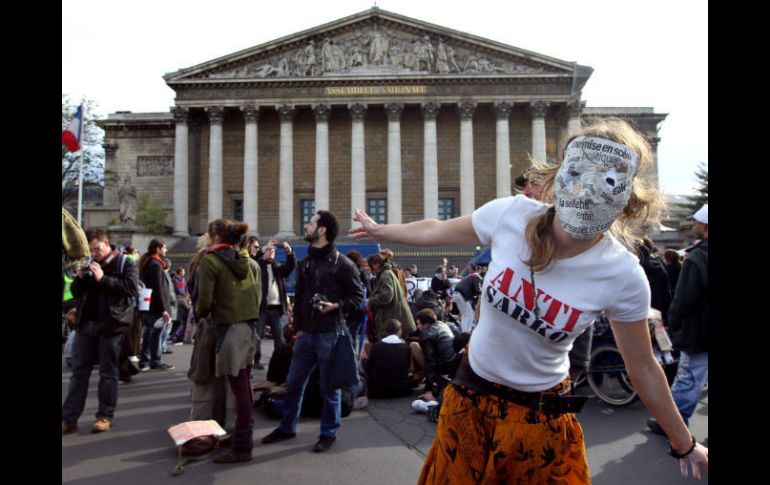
[311, 293, 328, 312]
[81, 268, 94, 278]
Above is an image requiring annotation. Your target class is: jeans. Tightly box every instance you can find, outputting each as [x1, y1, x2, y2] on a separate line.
[62, 320, 124, 424]
[670, 351, 708, 424]
[278, 332, 341, 437]
[139, 313, 164, 368]
[254, 306, 286, 364]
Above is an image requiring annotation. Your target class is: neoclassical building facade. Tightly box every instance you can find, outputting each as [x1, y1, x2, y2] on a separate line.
[98, 8, 666, 237]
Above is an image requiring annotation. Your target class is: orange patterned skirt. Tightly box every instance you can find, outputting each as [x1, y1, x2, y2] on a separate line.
[418, 383, 590, 484]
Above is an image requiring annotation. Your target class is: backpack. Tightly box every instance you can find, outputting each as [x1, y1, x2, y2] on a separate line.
[110, 254, 144, 331]
[118, 254, 146, 309]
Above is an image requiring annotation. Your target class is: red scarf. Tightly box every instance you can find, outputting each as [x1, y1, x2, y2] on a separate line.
[205, 243, 233, 254]
[150, 254, 170, 270]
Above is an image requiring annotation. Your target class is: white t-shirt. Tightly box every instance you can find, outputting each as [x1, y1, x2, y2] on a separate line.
[469, 195, 650, 392]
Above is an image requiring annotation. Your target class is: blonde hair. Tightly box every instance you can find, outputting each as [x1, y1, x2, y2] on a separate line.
[524, 117, 665, 272]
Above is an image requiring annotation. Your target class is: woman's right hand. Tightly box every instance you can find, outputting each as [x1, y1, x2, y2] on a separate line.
[350, 209, 383, 240]
[679, 442, 708, 480]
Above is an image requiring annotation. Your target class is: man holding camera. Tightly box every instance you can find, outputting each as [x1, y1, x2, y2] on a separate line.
[262, 211, 363, 453]
[62, 229, 140, 434]
[254, 239, 296, 370]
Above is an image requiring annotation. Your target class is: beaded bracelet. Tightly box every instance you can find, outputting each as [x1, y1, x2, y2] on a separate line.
[668, 435, 697, 459]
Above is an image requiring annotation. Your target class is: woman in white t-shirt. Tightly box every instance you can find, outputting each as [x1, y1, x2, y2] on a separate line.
[350, 118, 707, 483]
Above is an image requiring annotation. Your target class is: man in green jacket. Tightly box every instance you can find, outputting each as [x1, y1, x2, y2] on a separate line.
[648, 204, 708, 436]
[368, 254, 416, 341]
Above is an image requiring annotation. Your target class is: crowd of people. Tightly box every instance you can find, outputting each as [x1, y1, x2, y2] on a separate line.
[61, 117, 707, 481]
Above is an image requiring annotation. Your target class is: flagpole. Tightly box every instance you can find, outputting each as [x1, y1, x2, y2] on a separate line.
[76, 104, 85, 225]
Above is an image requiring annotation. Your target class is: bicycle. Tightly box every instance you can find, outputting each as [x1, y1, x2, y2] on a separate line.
[575, 310, 678, 407]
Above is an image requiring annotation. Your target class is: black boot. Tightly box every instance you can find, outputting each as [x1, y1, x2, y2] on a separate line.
[213, 426, 252, 464]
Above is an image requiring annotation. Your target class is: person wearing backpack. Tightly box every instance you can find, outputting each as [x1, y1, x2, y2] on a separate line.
[62, 229, 140, 434]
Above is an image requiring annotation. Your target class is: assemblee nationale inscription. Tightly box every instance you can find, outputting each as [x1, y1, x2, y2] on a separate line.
[324, 85, 427, 95]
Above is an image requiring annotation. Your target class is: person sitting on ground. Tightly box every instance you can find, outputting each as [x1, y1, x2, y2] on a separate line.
[413, 309, 459, 402]
[362, 319, 415, 399]
[414, 287, 447, 323]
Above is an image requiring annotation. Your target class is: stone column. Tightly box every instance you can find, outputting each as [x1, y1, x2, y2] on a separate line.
[242, 105, 260, 234]
[206, 106, 224, 221]
[567, 100, 585, 135]
[422, 101, 440, 219]
[313, 104, 331, 212]
[385, 102, 404, 224]
[172, 107, 189, 235]
[650, 136, 661, 188]
[457, 101, 476, 215]
[530, 101, 549, 162]
[349, 103, 367, 229]
[276, 104, 296, 238]
[493, 101, 513, 198]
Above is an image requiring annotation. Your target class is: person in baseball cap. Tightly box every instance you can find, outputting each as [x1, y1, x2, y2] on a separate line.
[686, 204, 707, 224]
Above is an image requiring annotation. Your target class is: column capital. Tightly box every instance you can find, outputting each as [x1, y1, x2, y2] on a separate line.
[348, 103, 368, 121]
[529, 101, 550, 118]
[457, 101, 477, 120]
[567, 99, 586, 117]
[241, 105, 261, 122]
[313, 103, 331, 122]
[421, 101, 441, 120]
[205, 106, 224, 123]
[277, 104, 296, 121]
[384, 102, 404, 122]
[493, 101, 513, 120]
[171, 106, 190, 124]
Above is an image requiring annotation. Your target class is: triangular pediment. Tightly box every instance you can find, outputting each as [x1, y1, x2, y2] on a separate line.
[165, 8, 586, 84]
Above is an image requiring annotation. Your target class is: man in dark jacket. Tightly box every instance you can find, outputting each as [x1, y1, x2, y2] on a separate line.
[648, 204, 708, 435]
[638, 238, 672, 327]
[262, 210, 363, 453]
[138, 238, 174, 371]
[453, 264, 482, 332]
[415, 309, 458, 401]
[254, 239, 296, 369]
[62, 229, 140, 434]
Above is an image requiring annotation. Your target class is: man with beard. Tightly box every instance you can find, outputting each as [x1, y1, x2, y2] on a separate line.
[647, 204, 708, 438]
[262, 211, 363, 453]
[62, 229, 140, 434]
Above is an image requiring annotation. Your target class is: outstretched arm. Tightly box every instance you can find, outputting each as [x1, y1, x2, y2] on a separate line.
[349, 209, 481, 247]
[611, 319, 708, 480]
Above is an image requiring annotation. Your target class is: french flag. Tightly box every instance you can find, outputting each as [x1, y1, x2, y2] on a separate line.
[62, 105, 83, 152]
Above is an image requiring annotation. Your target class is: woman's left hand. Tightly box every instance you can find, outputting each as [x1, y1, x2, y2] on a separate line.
[680, 442, 708, 479]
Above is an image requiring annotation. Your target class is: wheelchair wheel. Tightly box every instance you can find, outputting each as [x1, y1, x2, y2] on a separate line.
[587, 346, 637, 406]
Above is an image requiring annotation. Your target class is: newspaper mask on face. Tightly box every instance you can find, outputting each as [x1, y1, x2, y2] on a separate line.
[555, 136, 639, 239]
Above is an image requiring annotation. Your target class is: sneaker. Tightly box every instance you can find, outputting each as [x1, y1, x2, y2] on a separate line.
[118, 378, 133, 385]
[173, 342, 184, 346]
[62, 421, 77, 435]
[212, 450, 252, 464]
[91, 418, 111, 433]
[128, 355, 140, 363]
[313, 435, 336, 453]
[353, 396, 369, 410]
[261, 428, 296, 444]
[151, 363, 175, 371]
[646, 417, 665, 436]
[254, 363, 265, 370]
[162, 349, 174, 354]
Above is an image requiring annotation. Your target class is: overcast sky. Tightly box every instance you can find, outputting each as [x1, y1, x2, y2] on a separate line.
[62, 0, 707, 195]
